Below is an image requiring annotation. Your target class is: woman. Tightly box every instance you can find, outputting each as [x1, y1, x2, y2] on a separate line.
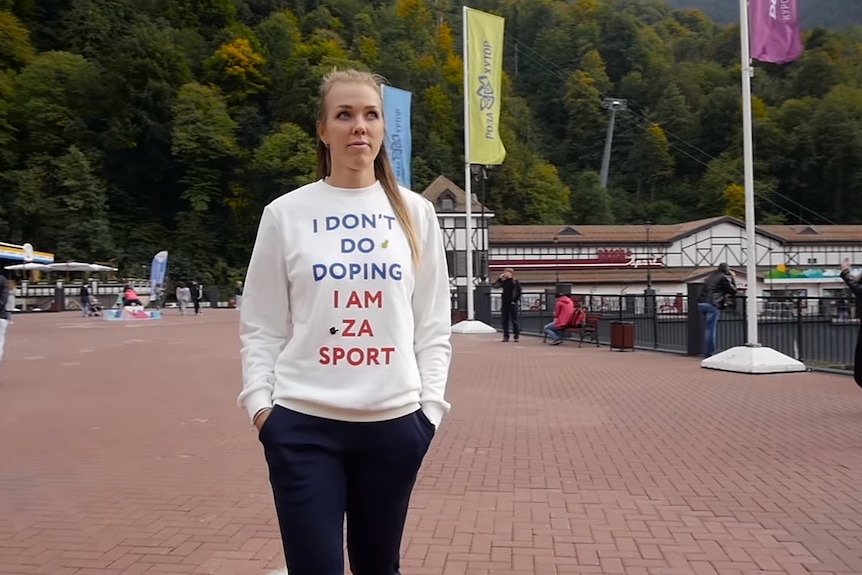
[238, 68, 452, 575]
[840, 258, 862, 386]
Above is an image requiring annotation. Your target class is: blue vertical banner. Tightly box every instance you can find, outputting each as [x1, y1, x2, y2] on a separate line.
[149, 250, 168, 299]
[381, 85, 412, 190]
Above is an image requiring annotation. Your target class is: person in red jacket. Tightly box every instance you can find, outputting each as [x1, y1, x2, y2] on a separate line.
[543, 292, 575, 345]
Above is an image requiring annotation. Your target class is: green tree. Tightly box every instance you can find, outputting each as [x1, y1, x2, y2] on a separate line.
[569, 171, 614, 224]
[12, 51, 102, 155]
[171, 82, 238, 211]
[628, 123, 674, 201]
[9, 146, 113, 260]
[164, 0, 236, 34]
[561, 69, 608, 172]
[0, 10, 33, 69]
[248, 122, 316, 204]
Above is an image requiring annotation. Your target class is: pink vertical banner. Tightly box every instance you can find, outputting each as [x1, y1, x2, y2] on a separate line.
[749, 0, 804, 64]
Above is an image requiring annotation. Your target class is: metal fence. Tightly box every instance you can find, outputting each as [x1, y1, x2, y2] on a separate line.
[483, 291, 859, 372]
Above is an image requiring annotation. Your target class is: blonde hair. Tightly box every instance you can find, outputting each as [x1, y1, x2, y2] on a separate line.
[316, 68, 420, 267]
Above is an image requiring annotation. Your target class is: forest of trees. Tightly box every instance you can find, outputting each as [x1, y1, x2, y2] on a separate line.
[0, 0, 861, 288]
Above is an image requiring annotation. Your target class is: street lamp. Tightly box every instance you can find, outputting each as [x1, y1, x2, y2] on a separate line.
[645, 220, 653, 291]
[554, 234, 560, 285]
[644, 221, 656, 319]
[600, 98, 628, 189]
[470, 164, 490, 282]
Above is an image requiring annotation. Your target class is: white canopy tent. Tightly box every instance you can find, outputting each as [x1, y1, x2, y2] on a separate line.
[46, 262, 118, 272]
[4, 262, 51, 271]
[5, 261, 118, 273]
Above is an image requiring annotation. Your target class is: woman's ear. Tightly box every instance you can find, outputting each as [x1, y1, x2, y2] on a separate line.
[317, 122, 328, 148]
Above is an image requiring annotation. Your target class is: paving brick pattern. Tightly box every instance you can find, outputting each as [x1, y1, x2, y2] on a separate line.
[2, 312, 862, 574]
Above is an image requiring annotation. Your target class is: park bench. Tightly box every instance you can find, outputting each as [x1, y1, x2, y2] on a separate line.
[562, 312, 602, 347]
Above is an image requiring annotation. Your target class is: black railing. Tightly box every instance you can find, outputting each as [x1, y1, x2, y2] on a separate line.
[483, 291, 859, 373]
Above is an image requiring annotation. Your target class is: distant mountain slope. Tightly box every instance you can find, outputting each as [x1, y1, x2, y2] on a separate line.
[668, 0, 862, 29]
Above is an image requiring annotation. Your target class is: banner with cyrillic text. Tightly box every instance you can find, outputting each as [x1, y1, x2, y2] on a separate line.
[149, 250, 168, 300]
[466, 7, 506, 165]
[381, 85, 412, 189]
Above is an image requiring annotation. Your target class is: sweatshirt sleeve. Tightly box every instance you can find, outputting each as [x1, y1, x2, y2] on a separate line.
[237, 204, 292, 422]
[412, 200, 453, 428]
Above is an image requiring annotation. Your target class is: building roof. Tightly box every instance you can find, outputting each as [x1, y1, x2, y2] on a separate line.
[489, 216, 862, 245]
[421, 175, 489, 214]
[489, 217, 728, 245]
[758, 224, 862, 244]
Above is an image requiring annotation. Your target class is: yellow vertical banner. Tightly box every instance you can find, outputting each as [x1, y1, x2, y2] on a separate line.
[465, 7, 506, 166]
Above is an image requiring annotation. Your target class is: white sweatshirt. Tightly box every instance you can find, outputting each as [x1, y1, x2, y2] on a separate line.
[238, 179, 452, 427]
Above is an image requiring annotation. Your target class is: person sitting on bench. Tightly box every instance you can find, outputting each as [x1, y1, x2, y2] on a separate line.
[123, 285, 143, 307]
[543, 292, 576, 346]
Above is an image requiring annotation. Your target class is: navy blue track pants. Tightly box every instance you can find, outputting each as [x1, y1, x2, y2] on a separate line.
[258, 405, 435, 575]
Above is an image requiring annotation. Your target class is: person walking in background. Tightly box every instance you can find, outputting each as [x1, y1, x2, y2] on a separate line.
[190, 281, 202, 315]
[0, 273, 9, 368]
[80, 284, 90, 317]
[176, 282, 191, 316]
[234, 280, 243, 311]
[840, 258, 862, 387]
[5, 278, 14, 319]
[238, 68, 452, 575]
[697, 263, 737, 358]
[492, 267, 521, 342]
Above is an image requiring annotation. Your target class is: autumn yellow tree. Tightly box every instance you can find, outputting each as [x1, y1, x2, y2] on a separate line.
[435, 21, 460, 87]
[204, 37, 268, 105]
[723, 184, 745, 219]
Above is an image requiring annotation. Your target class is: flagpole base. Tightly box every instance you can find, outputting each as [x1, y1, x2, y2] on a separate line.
[451, 319, 497, 335]
[701, 344, 807, 374]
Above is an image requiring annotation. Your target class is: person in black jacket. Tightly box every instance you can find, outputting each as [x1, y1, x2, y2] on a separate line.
[840, 258, 862, 387]
[190, 281, 202, 315]
[492, 267, 521, 342]
[0, 273, 9, 367]
[697, 263, 737, 358]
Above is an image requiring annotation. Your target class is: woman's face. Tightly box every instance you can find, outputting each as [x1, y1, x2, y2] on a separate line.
[318, 81, 384, 177]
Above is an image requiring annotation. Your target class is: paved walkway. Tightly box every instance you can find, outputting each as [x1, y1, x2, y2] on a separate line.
[2, 312, 862, 574]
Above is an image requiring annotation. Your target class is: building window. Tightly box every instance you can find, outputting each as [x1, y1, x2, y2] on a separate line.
[440, 195, 455, 211]
[446, 250, 467, 277]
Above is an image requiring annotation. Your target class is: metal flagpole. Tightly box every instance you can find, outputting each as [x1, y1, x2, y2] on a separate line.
[462, 5, 475, 320]
[738, 0, 759, 345]
[701, 0, 805, 373]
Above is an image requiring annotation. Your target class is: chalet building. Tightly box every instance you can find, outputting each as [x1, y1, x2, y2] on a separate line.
[488, 216, 862, 299]
[418, 176, 862, 304]
[420, 175, 493, 289]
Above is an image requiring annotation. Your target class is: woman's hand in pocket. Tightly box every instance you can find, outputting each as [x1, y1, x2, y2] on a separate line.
[254, 408, 273, 431]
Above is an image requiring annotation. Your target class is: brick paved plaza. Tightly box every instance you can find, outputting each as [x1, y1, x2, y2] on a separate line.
[2, 311, 862, 574]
